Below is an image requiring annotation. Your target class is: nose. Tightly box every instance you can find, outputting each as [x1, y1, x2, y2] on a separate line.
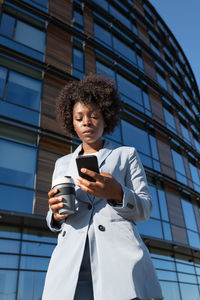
[82, 116, 91, 126]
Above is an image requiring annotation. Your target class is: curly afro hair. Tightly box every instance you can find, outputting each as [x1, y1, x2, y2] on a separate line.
[56, 73, 122, 136]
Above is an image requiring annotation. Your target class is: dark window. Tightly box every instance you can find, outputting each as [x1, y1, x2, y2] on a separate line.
[0, 65, 7, 98]
[73, 47, 84, 79]
[163, 107, 177, 134]
[116, 74, 143, 111]
[171, 149, 187, 185]
[0, 67, 42, 125]
[113, 36, 137, 64]
[94, 23, 112, 47]
[96, 61, 115, 80]
[21, 0, 49, 12]
[156, 72, 168, 91]
[189, 162, 200, 193]
[109, 5, 131, 29]
[93, 0, 109, 11]
[0, 13, 46, 61]
[180, 123, 191, 144]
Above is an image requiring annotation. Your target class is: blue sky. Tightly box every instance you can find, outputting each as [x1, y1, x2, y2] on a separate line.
[148, 0, 200, 92]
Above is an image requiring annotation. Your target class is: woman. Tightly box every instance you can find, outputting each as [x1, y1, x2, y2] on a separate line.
[42, 74, 162, 300]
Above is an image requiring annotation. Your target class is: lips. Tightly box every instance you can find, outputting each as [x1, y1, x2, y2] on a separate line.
[82, 129, 95, 136]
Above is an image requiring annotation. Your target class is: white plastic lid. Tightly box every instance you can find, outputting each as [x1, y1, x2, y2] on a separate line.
[52, 176, 74, 188]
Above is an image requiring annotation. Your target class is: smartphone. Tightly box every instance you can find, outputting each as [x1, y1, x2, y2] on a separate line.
[76, 155, 99, 182]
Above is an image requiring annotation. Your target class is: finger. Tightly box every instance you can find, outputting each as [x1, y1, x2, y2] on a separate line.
[50, 201, 64, 213]
[49, 196, 63, 206]
[81, 168, 104, 182]
[77, 182, 96, 196]
[53, 212, 68, 222]
[48, 188, 58, 198]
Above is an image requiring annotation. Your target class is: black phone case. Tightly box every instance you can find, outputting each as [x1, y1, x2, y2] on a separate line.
[76, 155, 99, 182]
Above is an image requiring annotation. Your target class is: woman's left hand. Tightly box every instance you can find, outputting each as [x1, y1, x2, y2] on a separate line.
[76, 168, 123, 203]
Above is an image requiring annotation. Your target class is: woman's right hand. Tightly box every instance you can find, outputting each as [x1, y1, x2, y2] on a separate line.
[48, 188, 68, 222]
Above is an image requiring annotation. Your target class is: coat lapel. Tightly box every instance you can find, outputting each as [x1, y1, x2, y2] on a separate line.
[97, 140, 113, 169]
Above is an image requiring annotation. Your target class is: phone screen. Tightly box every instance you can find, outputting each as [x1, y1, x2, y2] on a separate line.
[76, 155, 99, 182]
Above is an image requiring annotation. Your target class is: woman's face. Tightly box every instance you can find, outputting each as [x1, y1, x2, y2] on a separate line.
[73, 102, 105, 148]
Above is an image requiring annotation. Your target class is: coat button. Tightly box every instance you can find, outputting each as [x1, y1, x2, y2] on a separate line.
[98, 225, 105, 232]
[88, 204, 92, 210]
[62, 231, 66, 237]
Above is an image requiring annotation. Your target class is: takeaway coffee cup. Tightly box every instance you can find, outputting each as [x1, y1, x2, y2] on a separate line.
[52, 176, 76, 215]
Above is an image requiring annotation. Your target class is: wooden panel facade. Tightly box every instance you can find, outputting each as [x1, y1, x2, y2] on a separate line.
[182, 151, 193, 189]
[137, 24, 150, 46]
[133, 0, 144, 15]
[46, 23, 72, 73]
[85, 45, 96, 75]
[165, 183, 185, 227]
[49, 0, 72, 24]
[143, 51, 157, 82]
[156, 131, 176, 179]
[171, 225, 188, 245]
[193, 198, 200, 233]
[34, 137, 72, 215]
[41, 73, 68, 134]
[84, 6, 94, 38]
[148, 86, 165, 125]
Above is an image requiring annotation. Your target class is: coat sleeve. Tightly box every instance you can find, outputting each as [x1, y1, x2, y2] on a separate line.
[46, 159, 65, 233]
[110, 147, 152, 223]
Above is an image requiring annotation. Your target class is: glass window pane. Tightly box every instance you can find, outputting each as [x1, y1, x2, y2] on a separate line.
[152, 258, 176, 271]
[156, 72, 168, 90]
[0, 65, 7, 98]
[0, 226, 20, 239]
[149, 185, 160, 219]
[110, 6, 130, 28]
[176, 262, 195, 274]
[0, 239, 20, 253]
[163, 222, 172, 241]
[96, 61, 115, 80]
[93, 0, 109, 10]
[20, 256, 50, 271]
[189, 162, 200, 192]
[0, 139, 37, 188]
[137, 218, 163, 239]
[0, 254, 19, 268]
[163, 108, 177, 133]
[6, 71, 42, 110]
[121, 120, 150, 156]
[180, 123, 191, 144]
[0, 13, 15, 38]
[0, 184, 34, 213]
[157, 189, 169, 221]
[171, 149, 187, 185]
[113, 37, 136, 64]
[187, 230, 200, 249]
[74, 11, 83, 27]
[0, 270, 17, 300]
[73, 48, 84, 72]
[181, 199, 197, 231]
[21, 242, 55, 256]
[15, 20, 45, 53]
[17, 271, 46, 300]
[94, 23, 112, 47]
[157, 269, 177, 281]
[117, 74, 143, 106]
[149, 135, 159, 160]
[160, 281, 181, 300]
[180, 283, 200, 300]
[22, 228, 57, 243]
[0, 100, 40, 126]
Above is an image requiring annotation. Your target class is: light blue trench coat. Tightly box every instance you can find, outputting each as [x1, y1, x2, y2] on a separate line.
[42, 140, 162, 300]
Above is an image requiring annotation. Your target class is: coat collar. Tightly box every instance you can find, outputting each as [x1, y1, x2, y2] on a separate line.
[71, 139, 113, 169]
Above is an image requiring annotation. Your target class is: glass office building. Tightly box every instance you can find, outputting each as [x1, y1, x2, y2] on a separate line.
[0, 0, 200, 299]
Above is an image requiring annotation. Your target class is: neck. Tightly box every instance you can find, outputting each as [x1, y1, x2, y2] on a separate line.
[82, 140, 104, 154]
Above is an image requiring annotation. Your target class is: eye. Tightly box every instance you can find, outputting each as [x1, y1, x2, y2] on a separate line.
[75, 118, 82, 122]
